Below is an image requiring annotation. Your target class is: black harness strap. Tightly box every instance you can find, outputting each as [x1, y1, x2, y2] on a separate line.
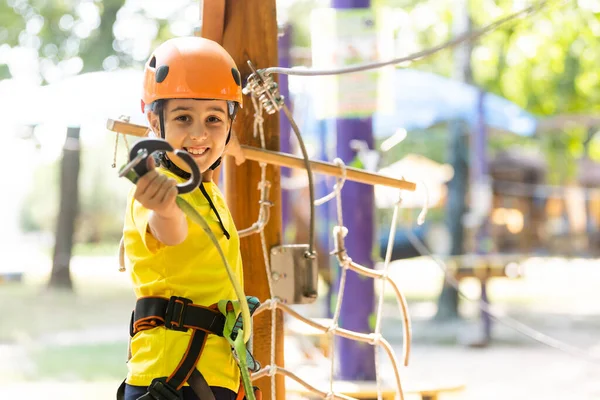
[121, 296, 226, 400]
[132, 296, 225, 336]
[167, 328, 208, 389]
[188, 369, 218, 400]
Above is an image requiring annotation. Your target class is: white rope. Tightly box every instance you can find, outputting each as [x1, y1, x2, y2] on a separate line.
[314, 158, 347, 206]
[261, 0, 564, 77]
[249, 94, 278, 400]
[416, 180, 429, 226]
[328, 170, 350, 396]
[374, 194, 403, 400]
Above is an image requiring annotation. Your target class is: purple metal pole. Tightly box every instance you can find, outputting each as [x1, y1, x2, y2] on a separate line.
[473, 90, 492, 342]
[331, 0, 376, 381]
[472, 91, 488, 188]
[278, 24, 292, 236]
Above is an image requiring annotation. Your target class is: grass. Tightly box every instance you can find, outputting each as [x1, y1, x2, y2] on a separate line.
[0, 282, 133, 343]
[0, 281, 132, 383]
[40, 241, 120, 258]
[28, 342, 127, 381]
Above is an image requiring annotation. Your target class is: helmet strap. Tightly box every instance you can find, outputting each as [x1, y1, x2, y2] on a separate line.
[157, 152, 195, 181]
[157, 101, 166, 139]
[207, 128, 229, 171]
[208, 103, 237, 171]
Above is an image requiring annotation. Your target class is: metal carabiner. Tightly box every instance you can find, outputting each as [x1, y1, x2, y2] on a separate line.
[119, 138, 201, 194]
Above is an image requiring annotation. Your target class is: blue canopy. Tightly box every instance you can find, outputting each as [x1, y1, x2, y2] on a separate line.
[291, 68, 538, 138]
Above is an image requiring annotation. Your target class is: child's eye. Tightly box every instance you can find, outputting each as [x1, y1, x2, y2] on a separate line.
[207, 116, 223, 124]
[175, 115, 191, 123]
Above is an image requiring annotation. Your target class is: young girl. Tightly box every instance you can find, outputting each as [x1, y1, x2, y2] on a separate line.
[119, 36, 249, 400]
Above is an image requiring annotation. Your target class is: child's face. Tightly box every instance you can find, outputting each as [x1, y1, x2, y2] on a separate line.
[148, 99, 231, 175]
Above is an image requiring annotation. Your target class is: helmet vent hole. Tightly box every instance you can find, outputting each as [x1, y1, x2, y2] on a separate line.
[231, 68, 241, 86]
[155, 65, 169, 83]
[149, 56, 156, 68]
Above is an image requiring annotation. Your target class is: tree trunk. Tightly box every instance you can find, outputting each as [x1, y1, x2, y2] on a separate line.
[435, 0, 472, 320]
[436, 120, 468, 320]
[48, 127, 81, 290]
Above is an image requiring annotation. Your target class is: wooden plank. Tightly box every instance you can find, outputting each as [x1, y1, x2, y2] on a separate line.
[242, 146, 416, 191]
[443, 253, 526, 280]
[106, 118, 417, 191]
[286, 379, 465, 400]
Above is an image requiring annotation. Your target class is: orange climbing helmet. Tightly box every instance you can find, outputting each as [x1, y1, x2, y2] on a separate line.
[141, 36, 243, 114]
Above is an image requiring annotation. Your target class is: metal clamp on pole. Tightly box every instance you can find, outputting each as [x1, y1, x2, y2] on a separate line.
[269, 244, 318, 304]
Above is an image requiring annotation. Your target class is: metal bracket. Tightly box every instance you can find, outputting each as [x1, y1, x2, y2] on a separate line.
[270, 244, 318, 304]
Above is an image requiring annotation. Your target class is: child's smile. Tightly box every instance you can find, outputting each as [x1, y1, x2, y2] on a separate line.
[184, 146, 210, 159]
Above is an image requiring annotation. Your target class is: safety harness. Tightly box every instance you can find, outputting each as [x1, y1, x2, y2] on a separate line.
[117, 295, 262, 400]
[117, 139, 261, 400]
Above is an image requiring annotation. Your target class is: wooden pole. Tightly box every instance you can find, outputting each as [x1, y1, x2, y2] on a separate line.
[198, 0, 226, 186]
[221, 1, 284, 399]
[200, 0, 225, 43]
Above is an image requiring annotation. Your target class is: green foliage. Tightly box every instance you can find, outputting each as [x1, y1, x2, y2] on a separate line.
[370, 0, 600, 183]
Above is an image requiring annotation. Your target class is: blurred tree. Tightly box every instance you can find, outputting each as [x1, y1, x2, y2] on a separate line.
[364, 0, 600, 317]
[0, 0, 181, 83]
[2, 0, 186, 290]
[368, 0, 600, 179]
[469, 0, 600, 183]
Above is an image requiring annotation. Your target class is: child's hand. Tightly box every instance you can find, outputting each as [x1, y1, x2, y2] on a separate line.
[224, 129, 246, 166]
[133, 156, 180, 218]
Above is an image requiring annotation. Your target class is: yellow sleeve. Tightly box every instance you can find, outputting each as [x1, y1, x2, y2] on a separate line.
[128, 191, 165, 254]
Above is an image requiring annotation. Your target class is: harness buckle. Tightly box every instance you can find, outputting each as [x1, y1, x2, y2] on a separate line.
[147, 377, 182, 400]
[164, 296, 192, 332]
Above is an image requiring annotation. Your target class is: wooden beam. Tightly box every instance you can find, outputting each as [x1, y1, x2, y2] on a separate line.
[221, 1, 284, 399]
[538, 114, 600, 132]
[243, 146, 416, 191]
[197, 0, 226, 185]
[106, 118, 417, 191]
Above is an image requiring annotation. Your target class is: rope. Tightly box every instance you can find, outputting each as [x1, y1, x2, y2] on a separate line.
[261, 0, 565, 77]
[248, 92, 278, 398]
[405, 230, 600, 365]
[111, 131, 119, 168]
[314, 158, 347, 206]
[374, 194, 403, 400]
[113, 115, 132, 168]
[328, 169, 349, 398]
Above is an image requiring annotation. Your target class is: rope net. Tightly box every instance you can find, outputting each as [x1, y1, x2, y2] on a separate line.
[242, 70, 416, 400]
